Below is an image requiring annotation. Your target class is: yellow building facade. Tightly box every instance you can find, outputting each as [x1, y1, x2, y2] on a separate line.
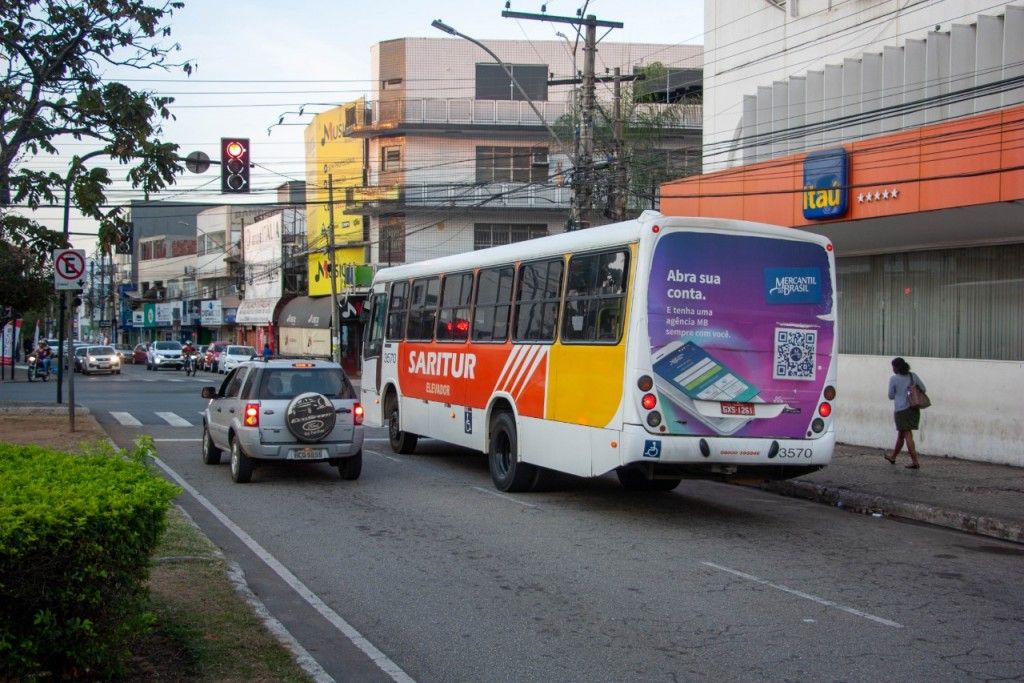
[303, 101, 367, 296]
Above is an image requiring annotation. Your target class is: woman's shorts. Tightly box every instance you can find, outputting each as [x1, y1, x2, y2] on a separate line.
[895, 407, 921, 431]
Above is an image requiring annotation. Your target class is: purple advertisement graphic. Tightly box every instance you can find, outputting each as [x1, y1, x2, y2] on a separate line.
[648, 232, 834, 438]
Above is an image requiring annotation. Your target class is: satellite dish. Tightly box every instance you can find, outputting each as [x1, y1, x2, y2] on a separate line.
[185, 150, 211, 174]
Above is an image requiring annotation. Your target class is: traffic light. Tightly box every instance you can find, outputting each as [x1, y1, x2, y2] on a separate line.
[115, 223, 133, 254]
[220, 137, 250, 193]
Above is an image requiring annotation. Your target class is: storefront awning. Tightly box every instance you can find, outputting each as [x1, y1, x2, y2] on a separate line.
[278, 296, 332, 329]
[235, 297, 281, 325]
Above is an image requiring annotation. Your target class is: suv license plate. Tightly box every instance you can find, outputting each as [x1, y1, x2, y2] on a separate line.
[290, 447, 328, 460]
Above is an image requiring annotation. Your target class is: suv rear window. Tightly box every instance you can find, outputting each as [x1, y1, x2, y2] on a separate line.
[257, 369, 355, 400]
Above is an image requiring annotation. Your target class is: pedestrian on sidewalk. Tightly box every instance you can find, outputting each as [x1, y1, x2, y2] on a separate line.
[886, 357, 924, 469]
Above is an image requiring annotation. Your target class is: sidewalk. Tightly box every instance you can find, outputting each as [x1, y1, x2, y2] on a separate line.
[759, 443, 1024, 544]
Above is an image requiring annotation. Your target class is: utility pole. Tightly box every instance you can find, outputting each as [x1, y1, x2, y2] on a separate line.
[612, 67, 627, 221]
[501, 10, 623, 230]
[325, 173, 341, 364]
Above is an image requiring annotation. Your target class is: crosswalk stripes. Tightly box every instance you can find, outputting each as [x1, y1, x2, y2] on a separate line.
[110, 411, 143, 427]
[108, 411, 193, 427]
[156, 411, 192, 427]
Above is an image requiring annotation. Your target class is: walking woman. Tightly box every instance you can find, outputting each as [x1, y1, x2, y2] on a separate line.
[886, 357, 924, 469]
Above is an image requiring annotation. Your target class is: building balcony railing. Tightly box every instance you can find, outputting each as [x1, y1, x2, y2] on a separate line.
[345, 181, 573, 212]
[346, 99, 702, 134]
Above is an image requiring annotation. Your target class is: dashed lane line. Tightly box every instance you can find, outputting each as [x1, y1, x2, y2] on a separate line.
[701, 561, 903, 628]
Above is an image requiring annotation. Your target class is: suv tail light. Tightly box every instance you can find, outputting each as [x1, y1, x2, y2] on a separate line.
[243, 402, 260, 427]
[353, 402, 364, 425]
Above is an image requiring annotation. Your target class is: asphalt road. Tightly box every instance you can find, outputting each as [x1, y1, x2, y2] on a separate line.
[8, 364, 1024, 681]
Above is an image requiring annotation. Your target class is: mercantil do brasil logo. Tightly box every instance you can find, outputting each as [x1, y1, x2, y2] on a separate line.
[764, 268, 822, 304]
[802, 147, 848, 220]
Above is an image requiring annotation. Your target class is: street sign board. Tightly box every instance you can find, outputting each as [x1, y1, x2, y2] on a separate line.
[53, 249, 86, 290]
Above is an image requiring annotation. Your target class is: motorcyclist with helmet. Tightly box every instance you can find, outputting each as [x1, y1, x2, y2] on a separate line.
[34, 340, 53, 375]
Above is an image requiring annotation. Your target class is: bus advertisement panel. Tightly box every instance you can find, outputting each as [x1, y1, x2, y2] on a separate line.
[647, 232, 834, 439]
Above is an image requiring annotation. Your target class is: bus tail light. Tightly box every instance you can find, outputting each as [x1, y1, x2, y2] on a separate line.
[641, 393, 657, 410]
[818, 402, 832, 418]
[353, 402, 364, 425]
[243, 403, 260, 427]
[823, 385, 836, 401]
[646, 411, 662, 427]
[637, 375, 653, 391]
[811, 418, 825, 433]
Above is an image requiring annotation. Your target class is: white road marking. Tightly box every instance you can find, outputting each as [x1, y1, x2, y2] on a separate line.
[157, 411, 192, 427]
[701, 561, 903, 628]
[470, 486, 538, 509]
[364, 437, 391, 443]
[154, 438, 202, 442]
[367, 449, 401, 463]
[149, 455, 416, 683]
[110, 411, 142, 427]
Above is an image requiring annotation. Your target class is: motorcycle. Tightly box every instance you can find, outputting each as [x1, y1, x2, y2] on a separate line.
[184, 351, 200, 376]
[26, 354, 50, 382]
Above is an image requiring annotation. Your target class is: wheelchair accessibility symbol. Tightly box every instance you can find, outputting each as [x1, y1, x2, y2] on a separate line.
[642, 440, 662, 459]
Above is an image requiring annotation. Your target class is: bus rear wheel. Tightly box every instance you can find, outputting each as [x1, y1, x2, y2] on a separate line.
[386, 394, 418, 454]
[488, 411, 538, 493]
[616, 466, 682, 492]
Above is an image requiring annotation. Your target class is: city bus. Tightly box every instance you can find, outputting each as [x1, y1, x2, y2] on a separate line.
[360, 211, 837, 492]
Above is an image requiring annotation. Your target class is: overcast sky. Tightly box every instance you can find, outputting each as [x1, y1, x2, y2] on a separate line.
[39, 0, 704, 250]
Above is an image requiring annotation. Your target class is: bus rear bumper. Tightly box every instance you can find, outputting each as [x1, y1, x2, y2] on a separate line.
[617, 426, 834, 482]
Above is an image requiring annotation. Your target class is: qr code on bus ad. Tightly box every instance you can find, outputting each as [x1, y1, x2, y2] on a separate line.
[773, 327, 817, 381]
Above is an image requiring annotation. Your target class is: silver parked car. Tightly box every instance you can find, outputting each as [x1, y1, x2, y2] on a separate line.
[200, 358, 364, 483]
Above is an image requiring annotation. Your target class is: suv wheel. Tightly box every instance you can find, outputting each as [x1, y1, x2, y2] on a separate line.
[338, 450, 362, 480]
[230, 437, 253, 483]
[202, 424, 222, 465]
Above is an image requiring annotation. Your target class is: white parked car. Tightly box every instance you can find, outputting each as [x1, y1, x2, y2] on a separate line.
[147, 340, 184, 371]
[219, 345, 256, 374]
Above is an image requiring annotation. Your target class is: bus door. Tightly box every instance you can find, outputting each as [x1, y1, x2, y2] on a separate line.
[361, 283, 388, 427]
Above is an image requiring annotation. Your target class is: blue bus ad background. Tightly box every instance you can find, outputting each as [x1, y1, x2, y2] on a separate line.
[648, 232, 834, 439]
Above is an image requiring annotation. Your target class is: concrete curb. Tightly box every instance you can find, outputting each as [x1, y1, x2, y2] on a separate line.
[760, 480, 1024, 545]
[0, 406, 91, 416]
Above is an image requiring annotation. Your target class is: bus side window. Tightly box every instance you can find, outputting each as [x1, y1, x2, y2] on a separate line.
[514, 258, 563, 343]
[473, 265, 514, 342]
[437, 272, 474, 342]
[386, 281, 409, 341]
[562, 249, 629, 344]
[408, 277, 440, 341]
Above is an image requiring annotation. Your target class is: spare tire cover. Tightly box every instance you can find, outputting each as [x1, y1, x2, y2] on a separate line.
[285, 392, 337, 443]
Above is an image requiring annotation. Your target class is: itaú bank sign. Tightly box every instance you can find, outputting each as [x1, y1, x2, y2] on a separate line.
[802, 148, 849, 220]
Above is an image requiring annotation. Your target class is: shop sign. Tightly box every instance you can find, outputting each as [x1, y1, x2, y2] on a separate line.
[201, 300, 223, 326]
[802, 148, 848, 220]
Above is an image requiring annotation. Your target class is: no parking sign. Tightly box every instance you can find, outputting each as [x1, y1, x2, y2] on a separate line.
[53, 249, 86, 290]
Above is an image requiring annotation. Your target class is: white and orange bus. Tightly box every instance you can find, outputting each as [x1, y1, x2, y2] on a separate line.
[360, 211, 837, 492]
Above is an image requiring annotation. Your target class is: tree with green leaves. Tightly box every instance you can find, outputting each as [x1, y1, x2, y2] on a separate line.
[556, 62, 702, 224]
[0, 0, 194, 265]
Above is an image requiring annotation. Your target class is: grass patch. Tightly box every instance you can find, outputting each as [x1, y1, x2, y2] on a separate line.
[126, 506, 311, 682]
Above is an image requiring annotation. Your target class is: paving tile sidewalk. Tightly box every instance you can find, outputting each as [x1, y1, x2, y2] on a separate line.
[759, 443, 1024, 544]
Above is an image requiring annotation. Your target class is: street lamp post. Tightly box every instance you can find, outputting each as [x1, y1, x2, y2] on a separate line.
[431, 19, 565, 150]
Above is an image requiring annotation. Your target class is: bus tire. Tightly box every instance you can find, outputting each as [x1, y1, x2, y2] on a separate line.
[386, 394, 418, 454]
[616, 466, 681, 492]
[488, 411, 538, 493]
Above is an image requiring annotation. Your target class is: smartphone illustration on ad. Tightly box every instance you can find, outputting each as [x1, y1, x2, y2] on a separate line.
[651, 340, 762, 435]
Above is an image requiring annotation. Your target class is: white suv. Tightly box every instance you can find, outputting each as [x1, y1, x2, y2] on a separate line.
[147, 340, 184, 370]
[200, 359, 364, 483]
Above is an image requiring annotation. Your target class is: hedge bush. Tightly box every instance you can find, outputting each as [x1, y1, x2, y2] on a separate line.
[0, 438, 179, 679]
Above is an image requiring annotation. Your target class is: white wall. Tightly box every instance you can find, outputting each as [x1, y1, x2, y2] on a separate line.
[837, 354, 1023, 466]
[703, 0, 1015, 169]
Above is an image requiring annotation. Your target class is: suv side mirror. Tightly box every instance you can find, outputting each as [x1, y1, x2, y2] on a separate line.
[201, 386, 218, 399]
